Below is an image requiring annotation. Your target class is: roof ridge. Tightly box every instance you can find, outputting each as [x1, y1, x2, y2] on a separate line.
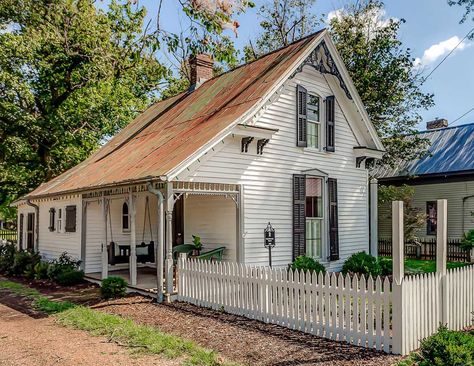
[193, 29, 326, 89]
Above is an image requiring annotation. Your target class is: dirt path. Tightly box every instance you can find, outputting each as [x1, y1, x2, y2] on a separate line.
[99, 297, 403, 366]
[0, 304, 177, 366]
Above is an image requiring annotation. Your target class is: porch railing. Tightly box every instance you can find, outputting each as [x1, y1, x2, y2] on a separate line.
[0, 230, 17, 244]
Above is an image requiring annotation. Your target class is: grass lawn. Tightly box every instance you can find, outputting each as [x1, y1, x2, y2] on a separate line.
[381, 258, 468, 275]
[0, 279, 236, 366]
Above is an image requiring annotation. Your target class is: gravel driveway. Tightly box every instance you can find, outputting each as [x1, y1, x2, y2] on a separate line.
[0, 304, 177, 366]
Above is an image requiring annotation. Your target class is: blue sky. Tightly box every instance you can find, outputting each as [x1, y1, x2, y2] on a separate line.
[133, 0, 474, 130]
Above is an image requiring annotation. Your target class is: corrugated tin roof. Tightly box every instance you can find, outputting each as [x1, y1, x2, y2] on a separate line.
[26, 30, 324, 198]
[376, 122, 474, 179]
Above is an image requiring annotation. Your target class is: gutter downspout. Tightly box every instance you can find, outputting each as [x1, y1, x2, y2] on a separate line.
[147, 182, 165, 303]
[26, 199, 39, 252]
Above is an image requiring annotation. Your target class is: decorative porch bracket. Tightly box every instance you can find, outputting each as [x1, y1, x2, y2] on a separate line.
[290, 40, 352, 100]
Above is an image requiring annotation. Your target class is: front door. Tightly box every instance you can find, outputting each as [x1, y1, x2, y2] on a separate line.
[26, 213, 35, 251]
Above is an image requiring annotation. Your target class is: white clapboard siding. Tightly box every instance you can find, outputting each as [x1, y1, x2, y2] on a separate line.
[16, 196, 83, 261]
[379, 181, 474, 240]
[178, 258, 393, 352]
[179, 68, 371, 270]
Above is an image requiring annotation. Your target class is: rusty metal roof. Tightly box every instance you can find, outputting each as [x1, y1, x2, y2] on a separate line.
[26, 31, 324, 198]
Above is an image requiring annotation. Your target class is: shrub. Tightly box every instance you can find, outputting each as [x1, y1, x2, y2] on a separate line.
[461, 229, 474, 251]
[55, 267, 85, 286]
[33, 261, 50, 280]
[0, 243, 17, 273]
[341, 251, 381, 277]
[101, 276, 128, 299]
[415, 326, 474, 366]
[47, 252, 81, 282]
[378, 257, 393, 276]
[11, 250, 41, 276]
[289, 255, 326, 275]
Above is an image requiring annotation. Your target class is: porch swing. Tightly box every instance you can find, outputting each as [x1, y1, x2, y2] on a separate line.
[107, 197, 155, 265]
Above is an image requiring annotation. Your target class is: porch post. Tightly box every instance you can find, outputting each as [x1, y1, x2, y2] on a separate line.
[129, 191, 137, 286]
[436, 199, 448, 326]
[101, 196, 108, 279]
[392, 200, 404, 285]
[369, 178, 378, 257]
[165, 182, 174, 296]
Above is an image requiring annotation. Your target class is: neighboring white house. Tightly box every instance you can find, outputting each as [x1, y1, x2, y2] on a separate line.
[377, 119, 474, 241]
[13, 30, 384, 294]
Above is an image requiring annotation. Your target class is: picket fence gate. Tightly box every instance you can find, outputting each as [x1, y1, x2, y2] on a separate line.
[177, 257, 474, 355]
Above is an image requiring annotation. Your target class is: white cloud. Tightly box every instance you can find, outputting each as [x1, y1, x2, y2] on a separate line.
[414, 36, 471, 67]
[326, 6, 396, 29]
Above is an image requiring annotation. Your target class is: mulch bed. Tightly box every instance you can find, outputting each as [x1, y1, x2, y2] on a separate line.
[96, 296, 403, 366]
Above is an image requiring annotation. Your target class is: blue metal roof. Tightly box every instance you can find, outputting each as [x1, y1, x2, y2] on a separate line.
[377, 122, 474, 178]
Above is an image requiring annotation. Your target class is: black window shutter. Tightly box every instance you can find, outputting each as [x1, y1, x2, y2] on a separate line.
[293, 174, 306, 260]
[326, 96, 335, 152]
[296, 85, 308, 147]
[65, 205, 77, 233]
[328, 178, 339, 261]
[19, 214, 24, 250]
[48, 208, 55, 232]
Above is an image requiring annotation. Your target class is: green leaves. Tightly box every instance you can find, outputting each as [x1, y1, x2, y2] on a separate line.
[0, 0, 255, 214]
[329, 1, 434, 167]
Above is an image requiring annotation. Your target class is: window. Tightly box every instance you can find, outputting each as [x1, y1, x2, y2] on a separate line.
[65, 205, 77, 232]
[307, 94, 320, 149]
[48, 208, 55, 232]
[426, 201, 437, 235]
[306, 177, 323, 258]
[57, 208, 63, 233]
[122, 202, 130, 232]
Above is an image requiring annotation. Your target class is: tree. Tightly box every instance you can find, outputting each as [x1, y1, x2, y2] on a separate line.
[245, 0, 434, 167]
[329, 1, 434, 167]
[448, 0, 474, 35]
[378, 185, 426, 243]
[0, 0, 252, 218]
[243, 0, 319, 62]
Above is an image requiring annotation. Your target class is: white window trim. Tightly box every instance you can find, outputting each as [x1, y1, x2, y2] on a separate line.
[306, 91, 325, 152]
[305, 174, 329, 262]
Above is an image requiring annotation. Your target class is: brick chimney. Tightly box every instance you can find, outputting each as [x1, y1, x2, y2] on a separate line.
[189, 54, 213, 90]
[426, 118, 448, 130]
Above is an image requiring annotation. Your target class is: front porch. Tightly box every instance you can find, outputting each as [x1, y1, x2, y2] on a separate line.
[81, 181, 241, 299]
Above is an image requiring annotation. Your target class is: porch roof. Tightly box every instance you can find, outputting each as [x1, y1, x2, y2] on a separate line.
[24, 30, 325, 199]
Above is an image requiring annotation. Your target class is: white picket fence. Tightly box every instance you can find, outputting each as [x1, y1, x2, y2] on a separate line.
[177, 258, 474, 355]
[178, 258, 393, 351]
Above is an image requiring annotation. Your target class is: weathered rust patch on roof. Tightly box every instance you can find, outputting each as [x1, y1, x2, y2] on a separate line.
[27, 31, 324, 198]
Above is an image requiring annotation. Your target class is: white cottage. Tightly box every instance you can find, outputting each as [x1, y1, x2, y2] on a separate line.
[13, 30, 384, 296]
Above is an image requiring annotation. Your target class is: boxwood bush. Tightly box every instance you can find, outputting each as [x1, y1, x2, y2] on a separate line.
[289, 255, 326, 275]
[415, 326, 474, 366]
[341, 251, 381, 277]
[101, 276, 128, 299]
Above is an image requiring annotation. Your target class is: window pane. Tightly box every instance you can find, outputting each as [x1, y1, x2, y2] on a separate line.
[306, 178, 323, 218]
[307, 122, 319, 148]
[307, 95, 320, 121]
[123, 215, 129, 230]
[426, 201, 437, 235]
[306, 219, 322, 259]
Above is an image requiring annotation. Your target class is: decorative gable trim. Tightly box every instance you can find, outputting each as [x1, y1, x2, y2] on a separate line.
[290, 40, 352, 100]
